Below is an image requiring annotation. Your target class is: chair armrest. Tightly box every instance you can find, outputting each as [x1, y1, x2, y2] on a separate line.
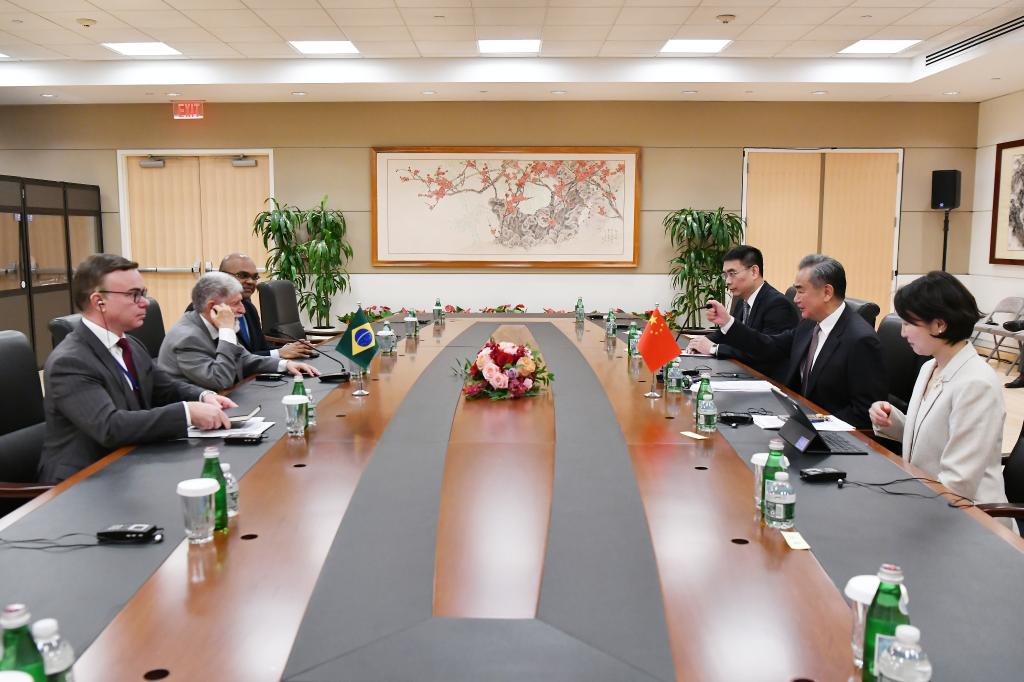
[976, 503, 1024, 519]
[264, 334, 292, 346]
[0, 483, 53, 499]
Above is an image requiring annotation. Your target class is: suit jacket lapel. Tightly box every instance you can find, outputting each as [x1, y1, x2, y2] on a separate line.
[805, 307, 848, 395]
[909, 345, 974, 452]
[75, 320, 143, 410]
[787, 321, 815, 386]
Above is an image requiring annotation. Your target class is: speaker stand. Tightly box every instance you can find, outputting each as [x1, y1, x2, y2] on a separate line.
[941, 208, 951, 272]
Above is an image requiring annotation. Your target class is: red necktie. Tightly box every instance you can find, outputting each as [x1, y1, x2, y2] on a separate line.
[116, 338, 142, 396]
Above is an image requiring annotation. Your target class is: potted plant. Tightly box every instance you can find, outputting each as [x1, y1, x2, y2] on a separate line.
[662, 207, 744, 331]
[252, 195, 354, 329]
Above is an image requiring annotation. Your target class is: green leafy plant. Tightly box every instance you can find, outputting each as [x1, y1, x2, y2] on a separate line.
[662, 207, 745, 329]
[252, 195, 354, 328]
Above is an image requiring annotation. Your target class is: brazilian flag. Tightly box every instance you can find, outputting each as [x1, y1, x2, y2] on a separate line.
[336, 306, 378, 370]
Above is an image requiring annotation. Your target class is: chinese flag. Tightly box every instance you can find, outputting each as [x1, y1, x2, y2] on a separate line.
[637, 308, 681, 372]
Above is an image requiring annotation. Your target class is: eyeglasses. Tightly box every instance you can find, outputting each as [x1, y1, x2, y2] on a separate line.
[721, 266, 752, 280]
[229, 271, 260, 282]
[98, 289, 148, 304]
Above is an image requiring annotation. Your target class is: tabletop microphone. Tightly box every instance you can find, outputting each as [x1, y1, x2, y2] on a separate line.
[272, 329, 351, 383]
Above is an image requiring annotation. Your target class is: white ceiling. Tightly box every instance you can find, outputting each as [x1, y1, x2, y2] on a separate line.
[0, 0, 1023, 103]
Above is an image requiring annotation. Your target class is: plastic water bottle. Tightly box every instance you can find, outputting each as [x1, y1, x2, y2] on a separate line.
[220, 462, 239, 518]
[764, 471, 796, 529]
[761, 438, 788, 519]
[291, 375, 308, 427]
[627, 321, 640, 357]
[304, 386, 317, 427]
[0, 604, 45, 682]
[605, 308, 616, 337]
[432, 297, 443, 325]
[200, 447, 229, 532]
[665, 357, 684, 394]
[30, 619, 75, 682]
[695, 370, 717, 432]
[863, 564, 911, 681]
[877, 625, 931, 681]
[575, 297, 585, 324]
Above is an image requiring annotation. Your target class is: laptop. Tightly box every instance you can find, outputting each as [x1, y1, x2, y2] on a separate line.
[770, 388, 870, 455]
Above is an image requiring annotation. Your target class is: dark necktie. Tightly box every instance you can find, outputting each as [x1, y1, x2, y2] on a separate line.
[741, 300, 751, 324]
[800, 324, 822, 394]
[238, 315, 251, 348]
[115, 338, 142, 398]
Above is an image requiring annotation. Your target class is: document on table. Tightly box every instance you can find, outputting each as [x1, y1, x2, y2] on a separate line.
[689, 380, 774, 392]
[187, 417, 275, 439]
[752, 414, 855, 432]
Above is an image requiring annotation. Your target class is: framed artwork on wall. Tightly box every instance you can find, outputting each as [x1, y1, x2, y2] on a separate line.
[990, 137, 1024, 265]
[371, 147, 640, 267]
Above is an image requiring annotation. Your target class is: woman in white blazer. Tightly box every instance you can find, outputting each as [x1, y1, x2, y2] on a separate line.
[870, 272, 1008, 510]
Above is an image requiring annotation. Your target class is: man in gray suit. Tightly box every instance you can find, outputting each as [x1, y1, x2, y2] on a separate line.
[39, 254, 235, 483]
[159, 272, 319, 391]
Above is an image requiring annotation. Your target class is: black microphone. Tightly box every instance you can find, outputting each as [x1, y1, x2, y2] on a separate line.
[272, 329, 351, 383]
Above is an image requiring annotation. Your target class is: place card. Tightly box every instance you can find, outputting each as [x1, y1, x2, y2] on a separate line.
[781, 531, 810, 550]
[679, 431, 708, 440]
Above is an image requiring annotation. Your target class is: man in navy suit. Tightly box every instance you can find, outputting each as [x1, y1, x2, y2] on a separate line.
[685, 245, 799, 381]
[704, 254, 887, 428]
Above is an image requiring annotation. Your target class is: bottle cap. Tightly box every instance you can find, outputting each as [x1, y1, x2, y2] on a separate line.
[282, 394, 310, 406]
[843, 574, 881, 605]
[0, 604, 30, 629]
[177, 478, 220, 497]
[775, 472, 790, 482]
[30, 618, 59, 641]
[203, 446, 220, 459]
[768, 437, 785, 451]
[894, 625, 920, 645]
[750, 452, 768, 466]
[877, 563, 904, 584]
[292, 374, 304, 383]
[220, 462, 231, 473]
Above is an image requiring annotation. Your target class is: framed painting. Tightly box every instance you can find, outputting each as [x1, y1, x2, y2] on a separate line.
[372, 147, 640, 267]
[991, 137, 1024, 265]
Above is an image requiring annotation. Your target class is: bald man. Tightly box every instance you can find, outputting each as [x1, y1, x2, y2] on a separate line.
[215, 253, 313, 359]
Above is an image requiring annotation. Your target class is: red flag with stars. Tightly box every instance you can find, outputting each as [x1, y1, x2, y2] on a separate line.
[637, 307, 681, 372]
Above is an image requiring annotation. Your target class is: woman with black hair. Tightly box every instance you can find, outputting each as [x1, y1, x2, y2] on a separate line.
[870, 271, 1008, 511]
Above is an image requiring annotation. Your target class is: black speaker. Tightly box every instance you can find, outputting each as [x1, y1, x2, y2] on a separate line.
[931, 170, 961, 210]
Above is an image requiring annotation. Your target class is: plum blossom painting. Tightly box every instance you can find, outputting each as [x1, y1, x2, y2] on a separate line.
[372, 147, 639, 266]
[990, 137, 1024, 265]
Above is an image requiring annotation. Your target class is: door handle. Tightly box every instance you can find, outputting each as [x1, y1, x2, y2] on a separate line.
[137, 266, 194, 273]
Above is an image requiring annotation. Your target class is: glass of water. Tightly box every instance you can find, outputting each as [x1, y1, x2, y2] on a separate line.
[176, 478, 219, 544]
[282, 394, 309, 437]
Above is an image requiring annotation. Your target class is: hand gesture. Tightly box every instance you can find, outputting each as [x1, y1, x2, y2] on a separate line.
[705, 300, 731, 327]
[286, 361, 321, 377]
[869, 401, 893, 428]
[211, 303, 236, 330]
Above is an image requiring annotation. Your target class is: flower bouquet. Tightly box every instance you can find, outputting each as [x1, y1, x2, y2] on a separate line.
[460, 339, 554, 400]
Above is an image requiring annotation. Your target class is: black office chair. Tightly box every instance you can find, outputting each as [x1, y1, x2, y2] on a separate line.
[977, 421, 1024, 535]
[785, 286, 796, 302]
[877, 314, 927, 414]
[0, 330, 52, 515]
[258, 279, 307, 341]
[845, 297, 880, 329]
[48, 297, 165, 358]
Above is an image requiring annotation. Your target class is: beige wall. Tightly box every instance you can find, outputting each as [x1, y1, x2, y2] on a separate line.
[0, 101, 978, 280]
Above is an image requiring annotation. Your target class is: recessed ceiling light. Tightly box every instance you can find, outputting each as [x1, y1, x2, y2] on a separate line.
[40, 93, 56, 98]
[102, 42, 181, 56]
[291, 91, 306, 96]
[992, 76, 1001, 80]
[681, 90, 699, 94]
[661, 39, 731, 54]
[860, 15, 872, 19]
[550, 89, 568, 95]
[421, 90, 436, 95]
[839, 39, 920, 54]
[478, 39, 541, 54]
[943, 90, 960, 95]
[166, 92, 180, 97]
[811, 90, 828, 95]
[289, 41, 359, 55]
[11, 19, 22, 24]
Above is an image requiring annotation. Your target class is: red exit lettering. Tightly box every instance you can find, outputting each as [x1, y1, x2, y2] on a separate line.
[172, 101, 204, 120]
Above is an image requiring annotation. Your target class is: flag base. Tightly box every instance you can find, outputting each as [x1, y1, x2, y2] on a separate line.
[352, 371, 369, 397]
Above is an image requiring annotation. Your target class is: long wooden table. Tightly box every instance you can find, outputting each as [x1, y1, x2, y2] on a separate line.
[2, 316, 1021, 681]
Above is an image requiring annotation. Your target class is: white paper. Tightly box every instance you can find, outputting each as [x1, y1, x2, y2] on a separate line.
[753, 415, 786, 430]
[689, 380, 774, 393]
[752, 414, 855, 432]
[187, 417, 275, 439]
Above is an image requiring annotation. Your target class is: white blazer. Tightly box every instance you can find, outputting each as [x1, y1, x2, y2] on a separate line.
[874, 343, 1008, 506]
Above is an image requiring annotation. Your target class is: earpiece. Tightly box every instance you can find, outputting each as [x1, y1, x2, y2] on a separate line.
[837, 478, 845, 489]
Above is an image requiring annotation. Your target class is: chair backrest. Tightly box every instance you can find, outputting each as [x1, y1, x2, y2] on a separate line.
[984, 296, 1024, 322]
[876, 314, 926, 413]
[49, 313, 82, 350]
[845, 297, 881, 329]
[258, 279, 306, 340]
[784, 286, 796, 302]
[0, 331, 44, 436]
[126, 296, 165, 358]
[1003, 421, 1024, 504]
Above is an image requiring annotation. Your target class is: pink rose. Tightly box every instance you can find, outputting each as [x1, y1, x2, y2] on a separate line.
[476, 348, 492, 370]
[489, 372, 509, 390]
[516, 356, 536, 375]
[482, 362, 501, 383]
[523, 378, 533, 390]
[498, 341, 518, 354]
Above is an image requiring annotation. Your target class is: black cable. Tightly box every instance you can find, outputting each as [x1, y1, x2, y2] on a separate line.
[0, 532, 100, 551]
[714, 371, 754, 379]
[839, 476, 975, 509]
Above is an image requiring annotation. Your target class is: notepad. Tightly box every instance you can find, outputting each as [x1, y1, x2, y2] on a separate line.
[689, 380, 774, 393]
[188, 417, 274, 439]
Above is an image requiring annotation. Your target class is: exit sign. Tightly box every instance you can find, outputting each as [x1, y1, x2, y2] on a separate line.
[172, 101, 204, 120]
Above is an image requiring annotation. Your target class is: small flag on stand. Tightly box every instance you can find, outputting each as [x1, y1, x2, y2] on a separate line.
[637, 307, 681, 372]
[337, 306, 378, 370]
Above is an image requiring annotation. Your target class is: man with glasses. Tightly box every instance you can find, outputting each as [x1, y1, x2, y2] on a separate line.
[685, 245, 799, 381]
[38, 254, 237, 483]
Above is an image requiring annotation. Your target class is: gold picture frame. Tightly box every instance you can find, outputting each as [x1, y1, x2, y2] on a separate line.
[990, 137, 1024, 265]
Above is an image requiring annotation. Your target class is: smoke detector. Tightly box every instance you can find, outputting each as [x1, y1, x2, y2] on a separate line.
[716, 14, 736, 24]
[77, 18, 97, 28]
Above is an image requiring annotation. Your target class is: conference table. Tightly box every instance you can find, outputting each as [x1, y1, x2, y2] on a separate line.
[1, 315, 1022, 682]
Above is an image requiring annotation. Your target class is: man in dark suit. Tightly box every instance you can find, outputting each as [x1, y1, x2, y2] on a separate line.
[705, 254, 887, 428]
[685, 245, 799, 381]
[39, 254, 235, 483]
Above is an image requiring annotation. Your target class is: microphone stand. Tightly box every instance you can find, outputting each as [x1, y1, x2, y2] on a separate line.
[272, 329, 351, 382]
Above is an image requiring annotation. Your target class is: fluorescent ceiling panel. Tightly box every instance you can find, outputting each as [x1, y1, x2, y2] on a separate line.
[478, 39, 541, 54]
[839, 40, 920, 54]
[102, 42, 181, 56]
[660, 39, 732, 54]
[289, 41, 359, 55]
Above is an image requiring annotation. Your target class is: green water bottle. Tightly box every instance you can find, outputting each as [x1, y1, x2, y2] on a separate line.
[575, 296, 585, 324]
[0, 604, 45, 682]
[433, 297, 443, 325]
[761, 437, 788, 519]
[605, 308, 616, 337]
[200, 446, 229, 533]
[695, 370, 717, 433]
[863, 564, 910, 681]
[627, 321, 640, 357]
[291, 374, 309, 427]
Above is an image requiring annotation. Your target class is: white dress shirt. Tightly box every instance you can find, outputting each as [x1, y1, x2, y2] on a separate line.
[808, 302, 846, 368]
[200, 313, 288, 373]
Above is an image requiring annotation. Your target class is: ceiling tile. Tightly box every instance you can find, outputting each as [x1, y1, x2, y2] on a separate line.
[698, 0, 779, 6]
[227, 40, 300, 56]
[396, 0, 471, 6]
[0, 43, 72, 58]
[869, 24, 943, 39]
[542, 24, 610, 40]
[738, 23, 811, 39]
[720, 39, 789, 56]
[11, 0, 95, 9]
[252, 8, 333, 26]
[0, 12, 64, 31]
[545, 7, 620, 25]
[108, 10, 197, 28]
[172, 41, 243, 56]
[88, 0, 174, 9]
[209, 26, 280, 41]
[476, 25, 542, 38]
[0, 28, 27, 43]
[684, 7, 767, 24]
[50, 43, 126, 58]
[0, 0, 18, 9]
[414, 38, 478, 54]
[328, 7, 404, 25]
[70, 27, 158, 41]
[773, 39, 850, 56]
[826, 7, 918, 25]
[242, 0, 322, 6]
[800, 24, 876, 40]
[621, 0, 695, 6]
[275, 25, 348, 39]
[400, 7, 474, 24]
[962, 5, 1024, 26]
[39, 9, 131, 32]
[320, 0, 399, 7]
[614, 7, 693, 24]
[598, 40, 661, 55]
[757, 6, 842, 24]
[849, 0, 927, 6]
[145, 26, 219, 41]
[6, 27, 93, 43]
[606, 23, 678, 40]
[472, 0, 546, 6]
[408, 24, 475, 38]
[473, 7, 545, 24]
[352, 40, 420, 55]
[894, 7, 987, 24]
[549, 0, 622, 6]
[540, 39, 602, 55]
[926, 0, 1003, 7]
[166, 0, 247, 8]
[183, 9, 266, 27]
[774, 0, 850, 6]
[673, 23, 746, 38]
[343, 25, 411, 39]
